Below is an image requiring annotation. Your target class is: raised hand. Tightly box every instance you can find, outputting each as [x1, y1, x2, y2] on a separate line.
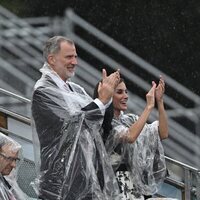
[98, 68, 120, 104]
[155, 75, 168, 139]
[155, 75, 165, 102]
[146, 81, 156, 110]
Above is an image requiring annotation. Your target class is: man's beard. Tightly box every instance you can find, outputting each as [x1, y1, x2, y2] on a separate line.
[67, 71, 75, 78]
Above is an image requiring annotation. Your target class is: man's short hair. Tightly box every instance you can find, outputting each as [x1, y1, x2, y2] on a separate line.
[43, 36, 74, 61]
[0, 133, 21, 152]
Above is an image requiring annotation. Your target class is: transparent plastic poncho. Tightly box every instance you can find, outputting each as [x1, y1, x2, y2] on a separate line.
[0, 132, 27, 200]
[105, 113, 167, 196]
[31, 64, 120, 200]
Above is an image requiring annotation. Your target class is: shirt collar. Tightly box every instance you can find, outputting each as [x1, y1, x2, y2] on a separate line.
[41, 62, 71, 91]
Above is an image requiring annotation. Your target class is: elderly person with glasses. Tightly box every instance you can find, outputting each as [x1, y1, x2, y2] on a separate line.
[0, 132, 27, 200]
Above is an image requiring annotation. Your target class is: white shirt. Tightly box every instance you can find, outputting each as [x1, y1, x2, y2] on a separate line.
[47, 69, 111, 115]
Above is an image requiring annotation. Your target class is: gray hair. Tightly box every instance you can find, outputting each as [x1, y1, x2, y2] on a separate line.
[43, 36, 74, 61]
[0, 132, 21, 152]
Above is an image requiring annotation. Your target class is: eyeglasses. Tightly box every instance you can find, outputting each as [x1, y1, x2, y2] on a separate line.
[0, 152, 20, 163]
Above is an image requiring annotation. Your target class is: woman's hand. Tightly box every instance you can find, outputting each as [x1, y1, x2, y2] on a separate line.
[146, 81, 156, 110]
[155, 75, 165, 103]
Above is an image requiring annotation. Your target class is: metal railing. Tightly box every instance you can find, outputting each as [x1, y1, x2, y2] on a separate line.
[0, 5, 200, 167]
[165, 156, 200, 200]
[0, 89, 199, 199]
[63, 9, 200, 167]
[65, 9, 200, 105]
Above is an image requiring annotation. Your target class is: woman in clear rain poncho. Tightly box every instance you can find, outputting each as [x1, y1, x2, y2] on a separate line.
[93, 76, 169, 200]
[0, 132, 27, 200]
[31, 36, 121, 200]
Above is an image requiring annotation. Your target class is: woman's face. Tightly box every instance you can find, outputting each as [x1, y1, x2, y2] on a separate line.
[113, 81, 128, 114]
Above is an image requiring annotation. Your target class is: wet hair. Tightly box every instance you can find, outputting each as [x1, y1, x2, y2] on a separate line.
[0, 133, 21, 153]
[43, 36, 74, 61]
[117, 78, 124, 85]
[93, 78, 125, 143]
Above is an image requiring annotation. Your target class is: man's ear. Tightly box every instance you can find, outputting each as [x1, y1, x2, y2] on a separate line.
[48, 55, 55, 65]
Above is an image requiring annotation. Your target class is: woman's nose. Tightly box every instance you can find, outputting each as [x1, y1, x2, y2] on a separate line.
[123, 92, 128, 98]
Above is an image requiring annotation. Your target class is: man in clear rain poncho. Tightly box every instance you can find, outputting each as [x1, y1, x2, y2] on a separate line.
[31, 36, 121, 200]
[0, 132, 27, 200]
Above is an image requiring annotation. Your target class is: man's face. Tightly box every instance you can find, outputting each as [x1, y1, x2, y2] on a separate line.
[49, 41, 78, 82]
[0, 144, 19, 176]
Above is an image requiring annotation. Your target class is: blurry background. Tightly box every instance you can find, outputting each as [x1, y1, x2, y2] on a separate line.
[1, 0, 200, 95]
[0, 0, 200, 167]
[1, 1, 200, 199]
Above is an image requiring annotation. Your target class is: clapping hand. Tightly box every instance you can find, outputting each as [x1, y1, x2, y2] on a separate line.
[98, 68, 120, 104]
[146, 81, 157, 110]
[155, 75, 165, 102]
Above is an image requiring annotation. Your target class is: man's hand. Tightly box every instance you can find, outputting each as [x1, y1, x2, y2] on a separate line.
[98, 69, 120, 104]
